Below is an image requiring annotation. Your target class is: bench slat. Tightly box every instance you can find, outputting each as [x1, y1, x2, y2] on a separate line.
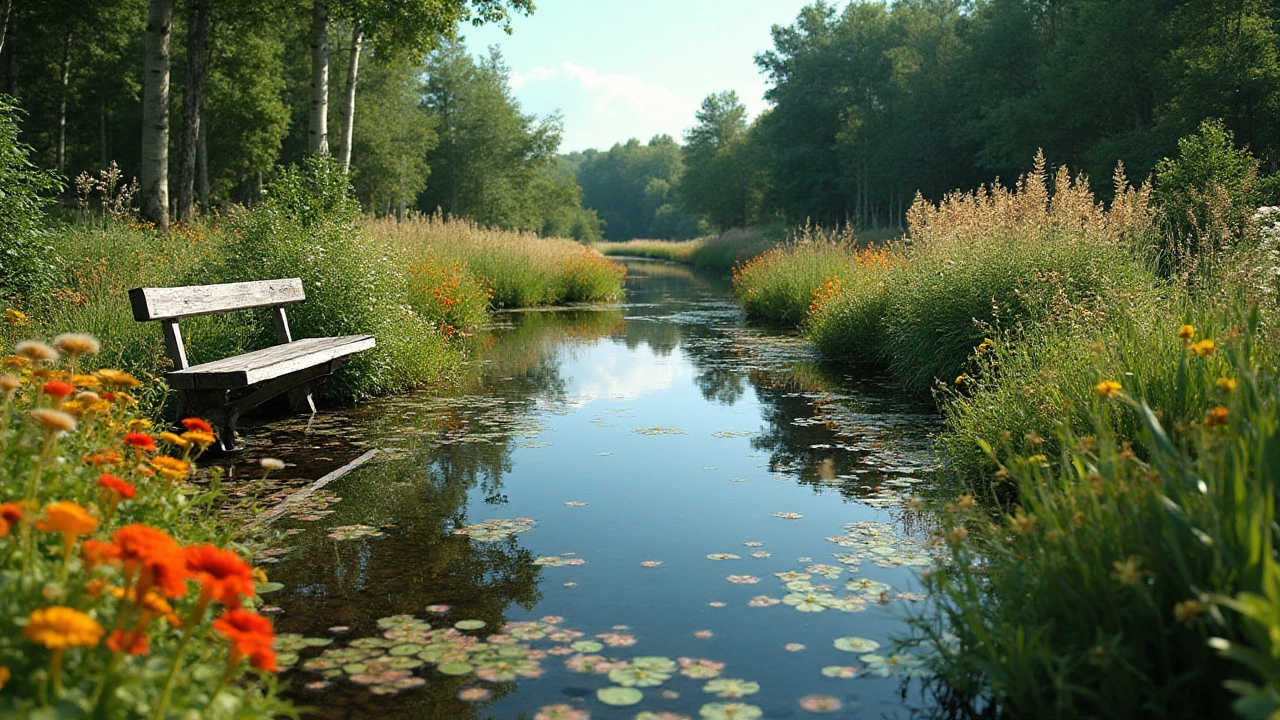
[129, 279, 306, 321]
[165, 335, 375, 389]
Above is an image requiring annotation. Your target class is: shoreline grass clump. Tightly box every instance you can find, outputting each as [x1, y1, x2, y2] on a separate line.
[598, 225, 801, 274]
[0, 335, 295, 717]
[915, 308, 1280, 719]
[731, 225, 868, 326]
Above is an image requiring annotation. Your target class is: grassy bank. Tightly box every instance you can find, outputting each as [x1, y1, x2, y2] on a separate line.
[598, 225, 805, 274]
[731, 136, 1280, 716]
[3, 160, 625, 411]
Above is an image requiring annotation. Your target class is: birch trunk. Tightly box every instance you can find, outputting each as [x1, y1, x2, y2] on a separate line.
[141, 0, 173, 231]
[337, 23, 362, 172]
[0, 0, 12, 58]
[177, 0, 209, 222]
[56, 30, 70, 176]
[308, 0, 329, 155]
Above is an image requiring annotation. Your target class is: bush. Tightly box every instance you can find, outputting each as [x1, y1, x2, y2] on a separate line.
[915, 307, 1280, 719]
[0, 338, 295, 717]
[805, 257, 897, 364]
[732, 226, 861, 325]
[210, 157, 456, 400]
[0, 96, 63, 304]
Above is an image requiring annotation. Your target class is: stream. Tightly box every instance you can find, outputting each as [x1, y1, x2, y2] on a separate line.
[223, 260, 945, 719]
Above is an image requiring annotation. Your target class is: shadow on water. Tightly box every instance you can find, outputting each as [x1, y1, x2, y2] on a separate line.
[235, 260, 945, 719]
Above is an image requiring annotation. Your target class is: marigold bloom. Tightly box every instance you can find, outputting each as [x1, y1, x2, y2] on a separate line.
[42, 380, 74, 401]
[1094, 380, 1123, 398]
[108, 586, 181, 627]
[182, 430, 216, 448]
[36, 502, 98, 538]
[83, 450, 123, 466]
[1190, 339, 1215, 357]
[111, 524, 189, 599]
[14, 340, 58, 363]
[30, 409, 76, 434]
[0, 502, 25, 526]
[150, 456, 191, 480]
[72, 375, 100, 388]
[1178, 324, 1195, 341]
[96, 369, 141, 388]
[24, 606, 104, 649]
[1206, 406, 1229, 427]
[186, 544, 256, 607]
[53, 333, 100, 356]
[182, 417, 214, 434]
[98, 473, 136, 500]
[106, 629, 149, 656]
[82, 539, 122, 568]
[213, 608, 276, 667]
[1216, 377, 1237, 393]
[124, 432, 157, 453]
[250, 646, 279, 672]
[158, 431, 190, 449]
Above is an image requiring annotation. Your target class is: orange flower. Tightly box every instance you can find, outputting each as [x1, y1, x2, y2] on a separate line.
[106, 629, 149, 656]
[182, 431, 216, 448]
[0, 502, 24, 539]
[108, 586, 181, 628]
[124, 433, 157, 453]
[83, 450, 123, 466]
[213, 608, 277, 671]
[182, 418, 214, 434]
[98, 473, 136, 500]
[1206, 406, 1229, 427]
[95, 369, 141, 388]
[82, 539, 122, 569]
[42, 380, 74, 401]
[111, 524, 189, 599]
[185, 544, 256, 607]
[24, 606, 104, 649]
[150, 456, 190, 480]
[36, 502, 98, 559]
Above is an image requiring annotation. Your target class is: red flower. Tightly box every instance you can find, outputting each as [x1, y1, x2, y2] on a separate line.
[42, 380, 74, 399]
[181, 417, 214, 434]
[250, 646, 278, 672]
[0, 502, 24, 539]
[111, 524, 189, 599]
[185, 544, 256, 607]
[82, 539, 123, 569]
[106, 629, 149, 656]
[98, 473, 136, 500]
[124, 433, 157, 453]
[213, 608, 276, 671]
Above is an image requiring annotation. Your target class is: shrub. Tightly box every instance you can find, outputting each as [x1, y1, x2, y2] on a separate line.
[804, 257, 898, 363]
[732, 225, 861, 325]
[0, 336, 295, 717]
[915, 307, 1279, 719]
[0, 96, 63, 304]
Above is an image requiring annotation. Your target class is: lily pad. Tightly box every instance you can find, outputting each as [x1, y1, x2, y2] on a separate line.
[698, 702, 763, 720]
[597, 686, 643, 706]
[702, 678, 760, 699]
[437, 661, 475, 676]
[798, 694, 843, 713]
[454, 619, 486, 631]
[820, 665, 860, 678]
[571, 640, 604, 653]
[833, 637, 880, 653]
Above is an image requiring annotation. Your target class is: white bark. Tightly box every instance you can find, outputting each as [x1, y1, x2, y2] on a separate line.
[337, 24, 362, 172]
[141, 0, 173, 231]
[308, 0, 329, 155]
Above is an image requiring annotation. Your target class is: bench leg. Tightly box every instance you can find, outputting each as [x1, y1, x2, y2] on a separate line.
[288, 385, 316, 414]
[183, 389, 240, 452]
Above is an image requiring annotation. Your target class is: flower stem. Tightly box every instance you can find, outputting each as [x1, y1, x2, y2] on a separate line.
[151, 598, 208, 720]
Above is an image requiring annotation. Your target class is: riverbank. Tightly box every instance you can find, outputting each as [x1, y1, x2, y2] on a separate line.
[2, 167, 624, 412]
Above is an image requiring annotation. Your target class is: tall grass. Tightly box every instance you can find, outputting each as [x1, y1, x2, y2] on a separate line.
[598, 225, 798, 274]
[731, 226, 868, 325]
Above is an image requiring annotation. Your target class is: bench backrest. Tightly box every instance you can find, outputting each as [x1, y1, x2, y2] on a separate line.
[129, 278, 305, 322]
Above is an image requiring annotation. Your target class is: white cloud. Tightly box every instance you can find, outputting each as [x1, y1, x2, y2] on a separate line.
[559, 61, 689, 127]
[509, 65, 557, 90]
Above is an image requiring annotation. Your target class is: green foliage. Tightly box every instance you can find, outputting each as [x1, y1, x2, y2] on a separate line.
[1151, 119, 1271, 278]
[679, 92, 770, 231]
[576, 136, 705, 240]
[0, 97, 63, 304]
[349, 54, 438, 213]
[806, 268, 894, 364]
[213, 156, 455, 399]
[731, 228, 862, 326]
[915, 306, 1280, 719]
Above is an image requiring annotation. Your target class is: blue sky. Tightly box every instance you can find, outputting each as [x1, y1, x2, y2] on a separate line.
[462, 0, 818, 153]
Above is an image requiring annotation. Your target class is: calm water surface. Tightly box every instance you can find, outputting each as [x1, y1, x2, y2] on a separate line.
[248, 261, 943, 719]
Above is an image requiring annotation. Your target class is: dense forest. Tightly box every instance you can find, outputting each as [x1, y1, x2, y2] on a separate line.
[3, 0, 1280, 238]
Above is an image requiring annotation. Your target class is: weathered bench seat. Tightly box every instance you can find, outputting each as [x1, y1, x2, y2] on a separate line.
[129, 278, 375, 451]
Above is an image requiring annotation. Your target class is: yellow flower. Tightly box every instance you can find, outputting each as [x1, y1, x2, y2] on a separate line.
[1216, 377, 1237, 393]
[157, 431, 190, 449]
[150, 456, 191, 480]
[5, 308, 28, 325]
[1177, 324, 1195, 341]
[182, 430, 215, 448]
[1189, 339, 1215, 357]
[1094, 380, 1123, 398]
[24, 606, 104, 649]
[954, 374, 968, 385]
[95, 369, 141, 388]
[35, 502, 98, 538]
[71, 374, 100, 388]
[1112, 555, 1144, 585]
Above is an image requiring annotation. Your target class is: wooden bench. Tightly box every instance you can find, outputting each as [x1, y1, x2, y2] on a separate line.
[129, 278, 375, 451]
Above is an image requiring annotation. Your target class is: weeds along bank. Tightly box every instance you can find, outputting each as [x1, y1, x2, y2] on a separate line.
[735, 130, 1280, 717]
[1, 158, 625, 412]
[597, 225, 800, 274]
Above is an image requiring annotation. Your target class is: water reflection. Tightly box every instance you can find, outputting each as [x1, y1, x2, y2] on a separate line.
[257, 260, 942, 719]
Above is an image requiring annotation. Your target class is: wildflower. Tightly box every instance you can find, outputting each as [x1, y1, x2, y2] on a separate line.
[1026, 454, 1048, 467]
[0, 502, 23, 538]
[108, 586, 180, 628]
[150, 456, 191, 481]
[30, 409, 76, 435]
[124, 432, 157, 453]
[260, 458, 285, 471]
[1087, 342, 1104, 355]
[71, 375, 100, 388]
[946, 528, 969, 547]
[42, 380, 74, 405]
[96, 369, 141, 388]
[106, 629, 149, 656]
[14, 340, 58, 363]
[1112, 555, 1144, 585]
[954, 374, 968, 386]
[977, 338, 993, 353]
[1189, 339, 1215, 357]
[98, 473, 136, 500]
[24, 606, 104, 649]
[955, 494, 975, 510]
[993, 468, 1011, 483]
[36, 502, 98, 545]
[53, 333, 100, 357]
[0, 375, 19, 397]
[185, 544, 256, 607]
[182, 430, 215, 449]
[1094, 380, 1122, 398]
[128, 419, 152, 432]
[111, 392, 137, 406]
[6, 308, 28, 325]
[1009, 509, 1038, 535]
[1178, 324, 1195, 341]
[1206, 406, 1229, 428]
[83, 450, 122, 466]
[158, 431, 190, 449]
[111, 524, 189, 599]
[1216, 377, 1237, 393]
[82, 539, 122, 569]
[1174, 599, 1204, 624]
[213, 608, 278, 672]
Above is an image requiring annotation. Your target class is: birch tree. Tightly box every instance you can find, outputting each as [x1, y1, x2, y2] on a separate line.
[140, 0, 171, 230]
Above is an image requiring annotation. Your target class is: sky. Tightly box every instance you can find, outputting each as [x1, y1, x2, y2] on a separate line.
[462, 0, 818, 153]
